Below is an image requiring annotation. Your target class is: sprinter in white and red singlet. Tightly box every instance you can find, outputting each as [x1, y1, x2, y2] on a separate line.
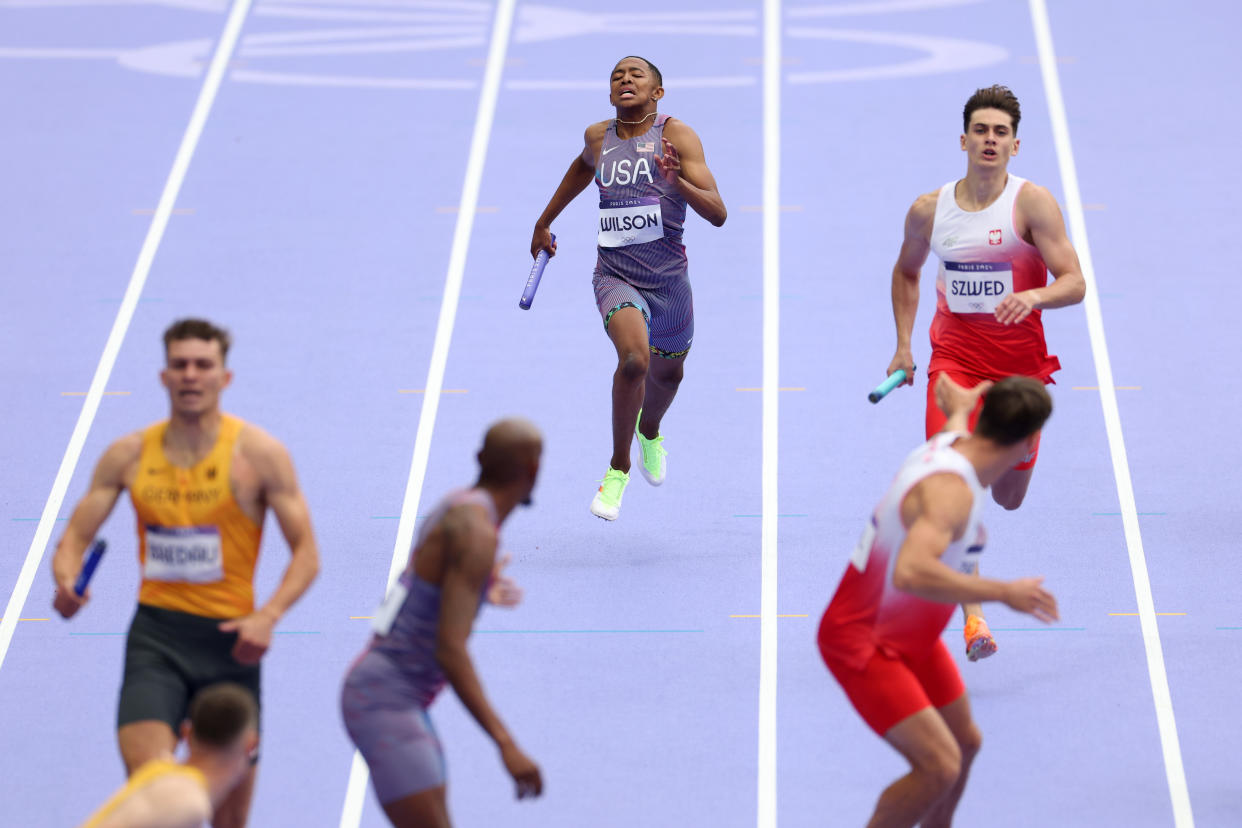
[818, 375, 1060, 828]
[884, 85, 1085, 661]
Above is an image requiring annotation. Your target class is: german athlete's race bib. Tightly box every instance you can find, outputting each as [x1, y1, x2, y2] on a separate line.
[144, 526, 224, 584]
[598, 196, 663, 248]
[371, 571, 412, 636]
[945, 262, 1013, 314]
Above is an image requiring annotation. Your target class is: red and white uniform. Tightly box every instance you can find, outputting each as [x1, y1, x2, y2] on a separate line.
[923, 175, 1058, 468]
[818, 432, 985, 734]
[928, 174, 1059, 383]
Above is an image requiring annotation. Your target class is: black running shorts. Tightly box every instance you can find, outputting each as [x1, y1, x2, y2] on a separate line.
[118, 604, 261, 732]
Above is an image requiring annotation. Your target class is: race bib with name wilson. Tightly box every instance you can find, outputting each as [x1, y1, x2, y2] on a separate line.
[598, 197, 664, 248]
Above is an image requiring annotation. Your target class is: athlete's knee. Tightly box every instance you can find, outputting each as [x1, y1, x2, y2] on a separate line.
[957, 722, 982, 762]
[118, 722, 177, 774]
[616, 349, 650, 383]
[650, 359, 684, 388]
[991, 486, 1025, 511]
[914, 741, 962, 793]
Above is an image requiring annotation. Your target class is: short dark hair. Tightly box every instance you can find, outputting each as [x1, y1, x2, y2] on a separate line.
[163, 318, 231, 362]
[963, 85, 1021, 134]
[616, 55, 662, 87]
[974, 376, 1052, 446]
[189, 683, 258, 749]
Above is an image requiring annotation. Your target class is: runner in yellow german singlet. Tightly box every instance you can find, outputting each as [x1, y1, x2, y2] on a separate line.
[53, 318, 319, 828]
[79, 683, 259, 828]
[82, 759, 209, 828]
[132, 414, 262, 620]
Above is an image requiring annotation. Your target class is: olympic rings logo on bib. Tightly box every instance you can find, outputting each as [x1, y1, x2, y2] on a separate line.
[598, 196, 664, 248]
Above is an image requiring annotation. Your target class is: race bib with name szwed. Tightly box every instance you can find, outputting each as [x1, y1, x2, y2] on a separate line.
[944, 262, 1013, 314]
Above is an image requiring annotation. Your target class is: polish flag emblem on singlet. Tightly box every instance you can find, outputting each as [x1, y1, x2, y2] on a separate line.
[989, 229, 1002, 245]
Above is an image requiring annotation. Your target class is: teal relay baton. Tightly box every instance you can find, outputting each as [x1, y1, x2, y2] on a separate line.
[869, 369, 913, 404]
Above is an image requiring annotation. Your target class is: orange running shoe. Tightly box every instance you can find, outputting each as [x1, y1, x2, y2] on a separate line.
[964, 614, 998, 661]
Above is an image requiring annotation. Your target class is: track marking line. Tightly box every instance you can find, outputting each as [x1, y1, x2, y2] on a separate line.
[1072, 385, 1140, 391]
[0, 618, 51, 623]
[60, 391, 131, 397]
[434, 205, 499, 213]
[1018, 54, 1077, 64]
[743, 55, 802, 66]
[758, 2, 780, 827]
[398, 388, 468, 394]
[731, 614, 808, 619]
[736, 386, 804, 392]
[131, 207, 195, 216]
[337, 4, 518, 826]
[0, 0, 253, 678]
[1110, 613, 1186, 617]
[733, 513, 807, 518]
[1030, 2, 1192, 824]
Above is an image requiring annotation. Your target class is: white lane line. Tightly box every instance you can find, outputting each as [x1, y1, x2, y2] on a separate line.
[0, 0, 253, 676]
[1028, 2, 1193, 826]
[336, 1, 518, 825]
[758, 1, 781, 827]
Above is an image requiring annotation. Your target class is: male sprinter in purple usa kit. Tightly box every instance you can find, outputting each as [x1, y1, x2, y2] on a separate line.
[530, 55, 727, 521]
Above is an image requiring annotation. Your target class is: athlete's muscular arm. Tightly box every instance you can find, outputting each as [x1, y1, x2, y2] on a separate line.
[656, 120, 726, 226]
[435, 506, 543, 799]
[995, 183, 1087, 325]
[530, 122, 607, 259]
[892, 474, 1059, 621]
[887, 192, 937, 386]
[51, 434, 140, 619]
[218, 427, 320, 665]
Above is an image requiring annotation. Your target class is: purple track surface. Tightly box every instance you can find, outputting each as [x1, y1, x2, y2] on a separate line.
[1, 2, 1237, 826]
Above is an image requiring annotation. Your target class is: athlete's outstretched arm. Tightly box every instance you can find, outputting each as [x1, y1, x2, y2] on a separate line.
[934, 374, 992, 434]
[51, 434, 140, 619]
[995, 183, 1086, 325]
[218, 427, 320, 664]
[887, 193, 937, 385]
[531, 123, 605, 258]
[892, 474, 1058, 621]
[435, 507, 543, 799]
[655, 120, 725, 226]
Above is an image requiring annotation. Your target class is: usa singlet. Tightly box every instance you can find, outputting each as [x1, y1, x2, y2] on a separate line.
[131, 415, 263, 619]
[928, 174, 1061, 381]
[595, 113, 689, 287]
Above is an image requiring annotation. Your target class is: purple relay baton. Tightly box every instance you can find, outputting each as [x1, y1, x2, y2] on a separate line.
[519, 233, 555, 310]
[74, 539, 107, 596]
